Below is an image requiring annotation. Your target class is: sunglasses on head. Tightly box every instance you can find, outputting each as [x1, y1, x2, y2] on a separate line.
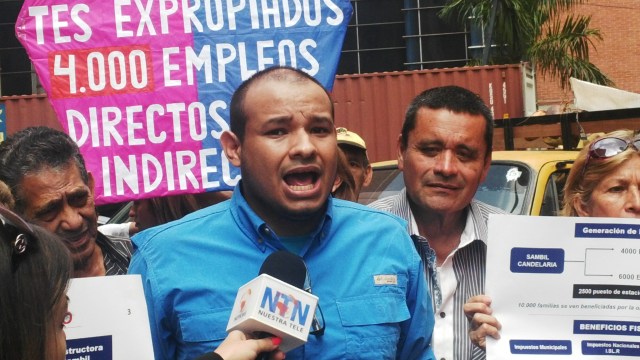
[582, 136, 640, 176]
[0, 206, 36, 271]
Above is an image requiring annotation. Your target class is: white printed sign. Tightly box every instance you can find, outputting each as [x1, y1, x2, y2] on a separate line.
[486, 215, 640, 359]
[65, 275, 154, 359]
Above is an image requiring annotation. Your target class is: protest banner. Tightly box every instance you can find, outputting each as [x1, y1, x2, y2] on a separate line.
[16, 0, 352, 204]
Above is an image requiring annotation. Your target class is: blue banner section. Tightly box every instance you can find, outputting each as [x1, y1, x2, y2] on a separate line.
[66, 335, 113, 360]
[582, 340, 640, 356]
[0, 103, 5, 142]
[575, 320, 640, 336]
[575, 223, 640, 239]
[510, 247, 564, 273]
[510, 339, 572, 355]
[195, 1, 353, 187]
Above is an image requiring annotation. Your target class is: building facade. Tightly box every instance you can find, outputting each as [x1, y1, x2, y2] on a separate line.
[1, 0, 480, 97]
[536, 0, 640, 109]
[1, 0, 638, 111]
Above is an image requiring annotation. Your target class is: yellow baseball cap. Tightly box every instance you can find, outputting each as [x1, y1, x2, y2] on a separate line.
[336, 127, 367, 150]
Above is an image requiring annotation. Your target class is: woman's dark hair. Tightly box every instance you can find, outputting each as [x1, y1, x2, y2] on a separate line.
[0, 206, 72, 360]
[146, 194, 201, 230]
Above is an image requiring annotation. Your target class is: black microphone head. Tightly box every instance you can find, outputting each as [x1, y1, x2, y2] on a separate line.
[259, 250, 307, 289]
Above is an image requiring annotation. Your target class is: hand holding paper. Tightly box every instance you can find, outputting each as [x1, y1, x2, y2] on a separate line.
[464, 295, 501, 350]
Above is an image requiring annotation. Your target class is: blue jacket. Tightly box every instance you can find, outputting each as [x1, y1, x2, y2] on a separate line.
[129, 187, 435, 360]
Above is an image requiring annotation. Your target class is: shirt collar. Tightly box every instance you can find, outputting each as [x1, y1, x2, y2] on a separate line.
[229, 183, 334, 253]
[407, 202, 484, 250]
[459, 209, 480, 247]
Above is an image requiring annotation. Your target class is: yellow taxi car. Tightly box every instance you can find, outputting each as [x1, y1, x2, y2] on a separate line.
[358, 150, 579, 216]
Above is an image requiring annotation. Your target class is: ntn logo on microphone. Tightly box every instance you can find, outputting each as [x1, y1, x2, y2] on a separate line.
[260, 287, 311, 326]
[226, 274, 319, 352]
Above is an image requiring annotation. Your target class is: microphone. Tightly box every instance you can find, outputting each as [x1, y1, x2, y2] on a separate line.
[226, 251, 319, 353]
[259, 250, 307, 289]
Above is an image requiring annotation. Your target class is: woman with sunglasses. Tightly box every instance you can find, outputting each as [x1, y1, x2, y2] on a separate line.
[0, 204, 283, 360]
[562, 129, 640, 217]
[464, 129, 640, 353]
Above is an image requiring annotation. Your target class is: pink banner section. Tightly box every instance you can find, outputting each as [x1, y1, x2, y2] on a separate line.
[16, 0, 352, 204]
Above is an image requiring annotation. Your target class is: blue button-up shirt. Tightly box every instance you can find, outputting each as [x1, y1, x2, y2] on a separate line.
[129, 187, 435, 360]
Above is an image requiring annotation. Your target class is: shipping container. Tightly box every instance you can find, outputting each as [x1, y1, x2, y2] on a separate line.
[0, 94, 62, 135]
[331, 64, 534, 162]
[3, 69, 639, 161]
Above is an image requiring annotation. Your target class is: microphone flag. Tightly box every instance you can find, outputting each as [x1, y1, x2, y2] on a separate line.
[226, 273, 318, 352]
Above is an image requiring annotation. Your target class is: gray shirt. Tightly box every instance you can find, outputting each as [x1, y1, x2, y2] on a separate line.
[97, 231, 132, 275]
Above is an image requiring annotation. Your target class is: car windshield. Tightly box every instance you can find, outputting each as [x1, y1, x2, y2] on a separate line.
[475, 163, 531, 215]
[359, 162, 533, 215]
[359, 167, 403, 205]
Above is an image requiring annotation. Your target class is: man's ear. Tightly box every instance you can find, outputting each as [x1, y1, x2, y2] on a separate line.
[397, 134, 405, 171]
[221, 131, 242, 167]
[479, 150, 492, 183]
[363, 164, 373, 187]
[332, 175, 343, 193]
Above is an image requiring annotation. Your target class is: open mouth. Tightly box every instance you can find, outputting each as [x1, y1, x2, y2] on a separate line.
[284, 171, 320, 191]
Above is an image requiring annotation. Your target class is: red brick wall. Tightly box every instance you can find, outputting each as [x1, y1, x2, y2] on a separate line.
[536, 0, 640, 109]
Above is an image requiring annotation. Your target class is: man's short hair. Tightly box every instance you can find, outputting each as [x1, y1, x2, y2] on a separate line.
[0, 126, 89, 213]
[401, 86, 494, 156]
[229, 66, 334, 142]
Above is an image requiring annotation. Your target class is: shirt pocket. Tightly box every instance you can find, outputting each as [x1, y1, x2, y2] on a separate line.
[336, 293, 410, 359]
[178, 308, 230, 349]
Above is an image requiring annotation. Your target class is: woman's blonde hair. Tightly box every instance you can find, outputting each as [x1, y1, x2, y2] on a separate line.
[561, 129, 640, 216]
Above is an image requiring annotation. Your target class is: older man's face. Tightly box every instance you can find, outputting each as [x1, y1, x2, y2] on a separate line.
[399, 107, 491, 217]
[339, 144, 372, 197]
[20, 161, 99, 270]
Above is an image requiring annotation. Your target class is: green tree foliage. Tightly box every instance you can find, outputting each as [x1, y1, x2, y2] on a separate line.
[440, 0, 613, 89]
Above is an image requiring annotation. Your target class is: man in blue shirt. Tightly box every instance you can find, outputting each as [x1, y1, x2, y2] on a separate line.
[129, 66, 435, 360]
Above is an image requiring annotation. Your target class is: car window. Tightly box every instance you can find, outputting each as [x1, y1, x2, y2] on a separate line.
[359, 168, 403, 205]
[360, 163, 534, 214]
[475, 164, 531, 215]
[361, 152, 576, 216]
[97, 201, 131, 224]
[104, 201, 133, 224]
[540, 170, 570, 216]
